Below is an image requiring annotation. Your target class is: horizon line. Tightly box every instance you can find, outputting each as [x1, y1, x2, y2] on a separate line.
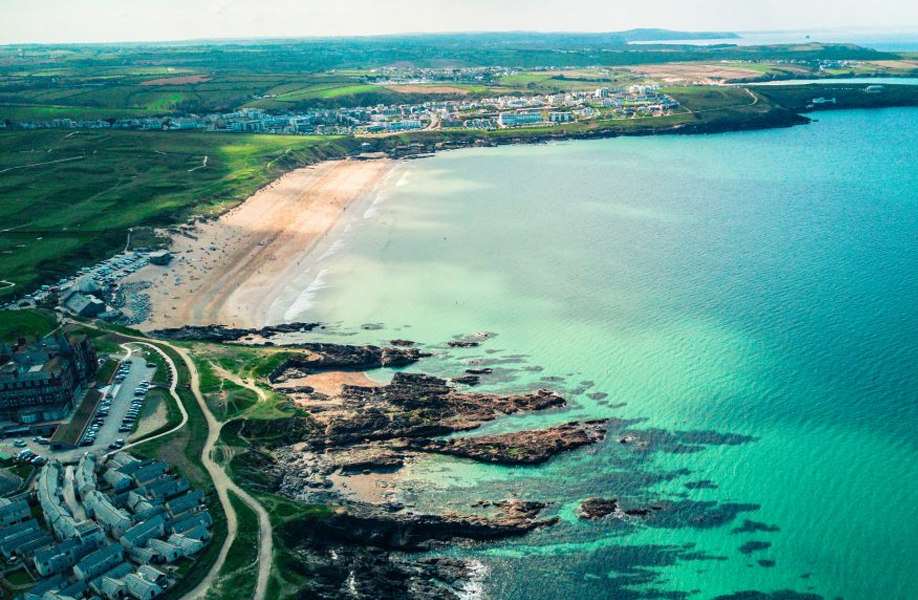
[3, 25, 918, 49]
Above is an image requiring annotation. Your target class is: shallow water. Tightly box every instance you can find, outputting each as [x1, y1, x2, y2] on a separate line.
[287, 108, 918, 599]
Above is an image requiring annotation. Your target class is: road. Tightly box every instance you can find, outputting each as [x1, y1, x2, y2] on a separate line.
[62, 320, 271, 600]
[113, 342, 188, 456]
[3, 346, 154, 463]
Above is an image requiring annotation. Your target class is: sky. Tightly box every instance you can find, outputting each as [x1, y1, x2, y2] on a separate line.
[0, 0, 916, 45]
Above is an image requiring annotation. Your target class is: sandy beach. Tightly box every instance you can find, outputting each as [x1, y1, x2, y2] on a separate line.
[129, 157, 396, 330]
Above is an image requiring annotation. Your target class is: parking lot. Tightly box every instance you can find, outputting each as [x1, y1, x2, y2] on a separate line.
[2, 249, 154, 311]
[1, 349, 156, 463]
[80, 350, 156, 452]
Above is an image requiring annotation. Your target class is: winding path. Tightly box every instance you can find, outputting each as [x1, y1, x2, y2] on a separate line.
[70, 320, 271, 600]
[169, 345, 272, 600]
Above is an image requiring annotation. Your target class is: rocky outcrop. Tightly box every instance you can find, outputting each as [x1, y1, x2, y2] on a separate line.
[150, 322, 320, 342]
[446, 341, 479, 348]
[288, 501, 557, 551]
[269, 346, 430, 382]
[576, 497, 663, 520]
[289, 541, 473, 600]
[406, 420, 609, 465]
[738, 540, 772, 555]
[577, 498, 621, 520]
[315, 373, 566, 447]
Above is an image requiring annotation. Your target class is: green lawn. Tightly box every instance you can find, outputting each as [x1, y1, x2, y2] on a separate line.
[0, 129, 359, 300]
[0, 309, 57, 340]
[663, 86, 759, 111]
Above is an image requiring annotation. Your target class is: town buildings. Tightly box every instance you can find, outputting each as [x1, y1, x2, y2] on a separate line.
[6, 452, 211, 600]
[0, 334, 98, 424]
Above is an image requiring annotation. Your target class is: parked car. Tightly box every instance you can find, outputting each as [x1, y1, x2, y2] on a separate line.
[12, 440, 26, 448]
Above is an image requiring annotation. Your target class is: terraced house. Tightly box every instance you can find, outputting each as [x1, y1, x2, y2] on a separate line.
[11, 452, 212, 600]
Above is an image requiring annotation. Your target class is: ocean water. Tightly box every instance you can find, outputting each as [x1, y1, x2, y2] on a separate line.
[289, 108, 918, 600]
[629, 28, 918, 51]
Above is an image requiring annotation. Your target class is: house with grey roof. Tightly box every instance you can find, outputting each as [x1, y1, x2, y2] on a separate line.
[166, 511, 212, 536]
[84, 491, 131, 538]
[136, 565, 168, 588]
[120, 515, 165, 550]
[56, 580, 88, 600]
[131, 506, 166, 525]
[182, 524, 212, 543]
[38, 462, 81, 540]
[102, 469, 133, 493]
[0, 518, 39, 542]
[15, 573, 66, 600]
[0, 524, 43, 558]
[126, 491, 149, 513]
[106, 452, 141, 473]
[75, 454, 98, 499]
[142, 476, 189, 500]
[63, 293, 105, 318]
[8, 529, 54, 559]
[74, 521, 106, 546]
[88, 562, 132, 596]
[131, 463, 167, 487]
[144, 539, 181, 564]
[124, 573, 163, 600]
[73, 544, 124, 580]
[97, 576, 126, 600]
[167, 533, 204, 557]
[165, 490, 203, 518]
[0, 497, 30, 527]
[129, 545, 156, 565]
[33, 536, 101, 577]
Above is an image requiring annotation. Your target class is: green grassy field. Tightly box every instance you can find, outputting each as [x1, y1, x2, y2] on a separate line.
[753, 82, 918, 112]
[0, 309, 57, 340]
[0, 129, 358, 300]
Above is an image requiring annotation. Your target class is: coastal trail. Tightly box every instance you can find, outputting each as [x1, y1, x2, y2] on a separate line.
[70, 320, 271, 600]
[170, 344, 273, 600]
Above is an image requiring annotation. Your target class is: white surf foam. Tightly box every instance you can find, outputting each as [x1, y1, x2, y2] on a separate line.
[282, 268, 331, 322]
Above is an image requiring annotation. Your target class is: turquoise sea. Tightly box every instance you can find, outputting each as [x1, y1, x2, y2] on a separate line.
[289, 108, 918, 600]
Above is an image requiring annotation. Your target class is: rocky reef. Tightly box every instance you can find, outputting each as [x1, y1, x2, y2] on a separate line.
[150, 322, 321, 342]
[405, 420, 610, 465]
[269, 347, 431, 380]
[216, 333, 778, 599]
[295, 500, 557, 551]
[577, 497, 663, 520]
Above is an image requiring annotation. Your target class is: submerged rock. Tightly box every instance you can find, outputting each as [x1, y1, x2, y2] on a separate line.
[738, 541, 772, 555]
[577, 498, 621, 520]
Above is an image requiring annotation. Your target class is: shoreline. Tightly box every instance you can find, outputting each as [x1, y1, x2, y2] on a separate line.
[127, 157, 397, 331]
[121, 100, 918, 332]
